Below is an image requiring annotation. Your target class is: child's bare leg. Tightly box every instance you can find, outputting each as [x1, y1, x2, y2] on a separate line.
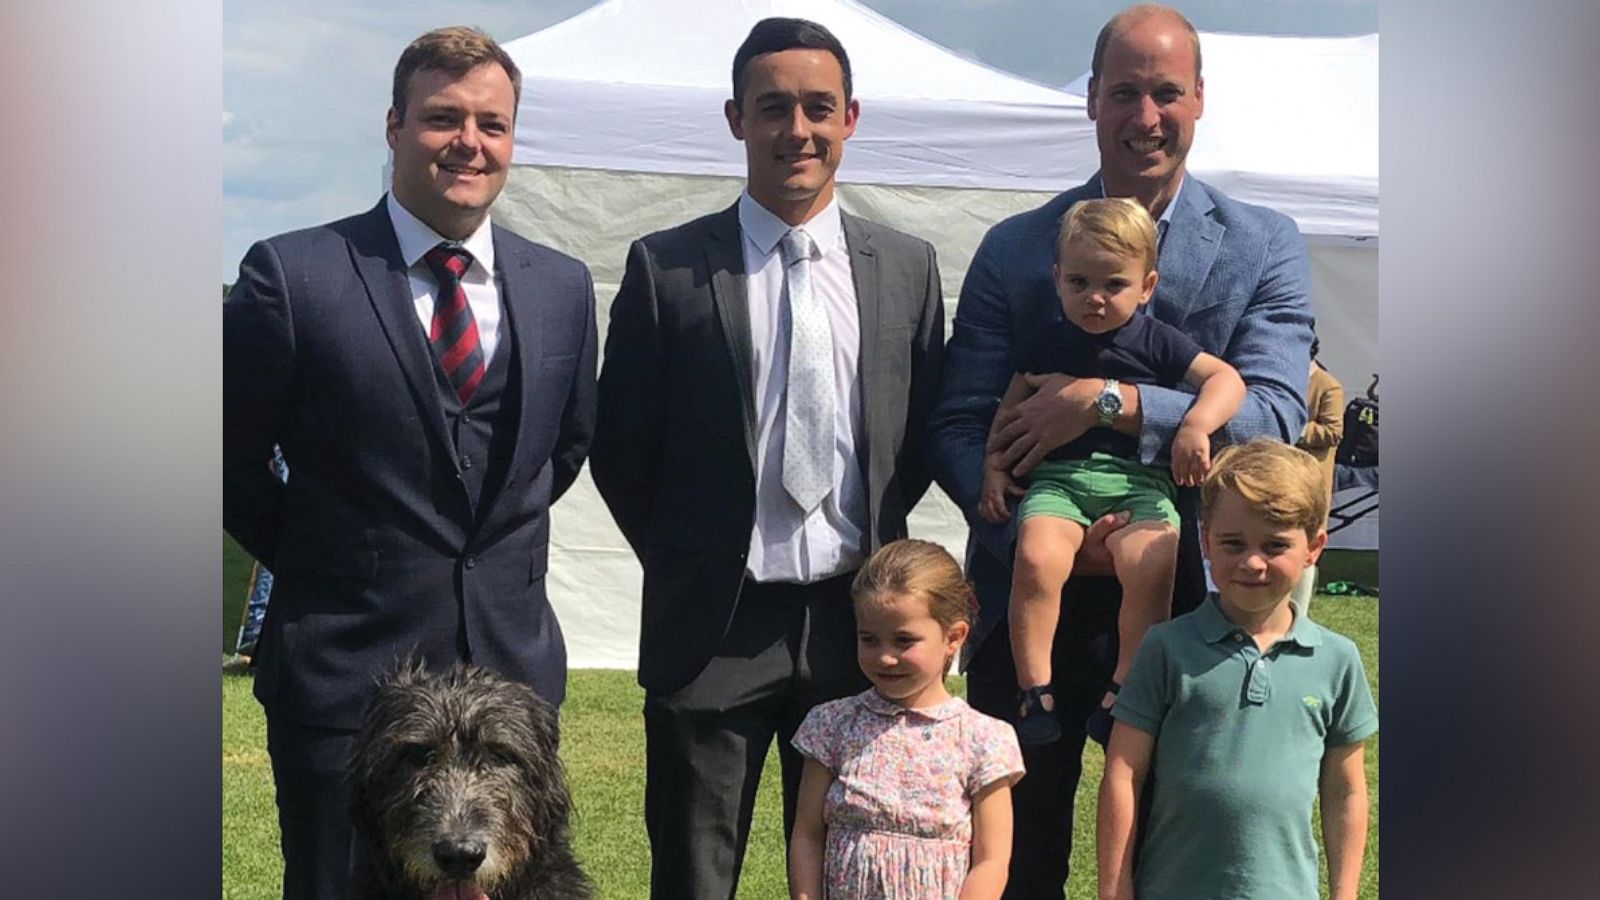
[1009, 516, 1087, 690]
[1105, 520, 1180, 702]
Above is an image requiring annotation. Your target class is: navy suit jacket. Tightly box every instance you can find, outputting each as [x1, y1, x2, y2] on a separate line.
[929, 174, 1314, 651]
[590, 204, 945, 694]
[223, 200, 597, 728]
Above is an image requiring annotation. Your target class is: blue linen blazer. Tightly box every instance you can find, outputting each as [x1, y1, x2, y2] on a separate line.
[928, 174, 1314, 648]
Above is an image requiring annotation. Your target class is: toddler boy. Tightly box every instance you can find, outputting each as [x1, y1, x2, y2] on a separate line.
[980, 197, 1245, 745]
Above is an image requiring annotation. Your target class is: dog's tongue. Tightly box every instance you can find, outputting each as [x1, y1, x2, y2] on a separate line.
[431, 884, 490, 900]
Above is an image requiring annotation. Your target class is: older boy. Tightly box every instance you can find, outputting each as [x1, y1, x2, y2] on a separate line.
[979, 198, 1244, 747]
[1097, 438, 1376, 900]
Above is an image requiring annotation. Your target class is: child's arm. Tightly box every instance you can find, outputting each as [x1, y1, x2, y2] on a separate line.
[1097, 721, 1156, 900]
[979, 373, 1035, 524]
[788, 757, 834, 900]
[1319, 741, 1370, 900]
[1170, 352, 1247, 487]
[958, 779, 1014, 900]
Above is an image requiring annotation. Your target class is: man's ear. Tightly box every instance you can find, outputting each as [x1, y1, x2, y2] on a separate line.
[1194, 75, 1204, 120]
[725, 98, 745, 140]
[842, 98, 861, 139]
[385, 107, 401, 150]
[1086, 77, 1099, 120]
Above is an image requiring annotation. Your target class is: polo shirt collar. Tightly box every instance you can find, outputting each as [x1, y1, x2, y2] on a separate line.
[1195, 594, 1323, 648]
[859, 688, 965, 721]
[738, 190, 844, 259]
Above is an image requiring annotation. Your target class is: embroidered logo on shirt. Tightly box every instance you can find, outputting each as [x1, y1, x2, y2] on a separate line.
[1302, 695, 1322, 709]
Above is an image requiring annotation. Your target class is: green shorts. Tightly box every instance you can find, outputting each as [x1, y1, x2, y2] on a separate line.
[1018, 453, 1180, 529]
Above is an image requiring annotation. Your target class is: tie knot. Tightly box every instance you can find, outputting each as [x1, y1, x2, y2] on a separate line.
[424, 243, 474, 282]
[779, 229, 815, 266]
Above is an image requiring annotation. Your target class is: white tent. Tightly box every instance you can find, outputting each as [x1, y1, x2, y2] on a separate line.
[486, 1, 1381, 667]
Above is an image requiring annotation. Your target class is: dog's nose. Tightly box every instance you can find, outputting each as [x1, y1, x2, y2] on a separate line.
[432, 838, 487, 878]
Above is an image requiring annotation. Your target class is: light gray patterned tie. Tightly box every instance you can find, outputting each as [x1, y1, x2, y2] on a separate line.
[780, 228, 834, 513]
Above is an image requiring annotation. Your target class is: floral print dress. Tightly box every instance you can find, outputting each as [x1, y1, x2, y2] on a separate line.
[792, 689, 1025, 899]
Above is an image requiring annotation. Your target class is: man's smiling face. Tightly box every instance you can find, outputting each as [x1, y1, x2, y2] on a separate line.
[1086, 12, 1204, 198]
[725, 48, 859, 224]
[386, 62, 515, 239]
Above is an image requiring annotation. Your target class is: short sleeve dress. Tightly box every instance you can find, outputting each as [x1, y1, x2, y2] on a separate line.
[792, 689, 1025, 899]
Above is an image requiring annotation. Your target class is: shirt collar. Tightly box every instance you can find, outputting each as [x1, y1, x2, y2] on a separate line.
[858, 688, 967, 721]
[1195, 593, 1323, 648]
[1093, 172, 1184, 240]
[738, 191, 844, 260]
[385, 192, 496, 276]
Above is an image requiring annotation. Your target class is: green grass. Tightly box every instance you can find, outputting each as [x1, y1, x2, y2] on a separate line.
[223, 537, 1376, 897]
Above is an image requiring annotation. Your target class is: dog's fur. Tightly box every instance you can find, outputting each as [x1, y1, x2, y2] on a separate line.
[349, 661, 592, 900]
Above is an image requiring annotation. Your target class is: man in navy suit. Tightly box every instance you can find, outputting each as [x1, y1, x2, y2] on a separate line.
[928, 5, 1315, 896]
[223, 26, 596, 900]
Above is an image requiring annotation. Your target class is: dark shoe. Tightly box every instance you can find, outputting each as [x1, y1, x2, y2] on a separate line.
[1015, 685, 1062, 746]
[1085, 681, 1122, 747]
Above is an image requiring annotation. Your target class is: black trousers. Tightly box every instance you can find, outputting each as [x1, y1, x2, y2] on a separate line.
[643, 571, 870, 900]
[264, 719, 381, 900]
[965, 496, 1207, 899]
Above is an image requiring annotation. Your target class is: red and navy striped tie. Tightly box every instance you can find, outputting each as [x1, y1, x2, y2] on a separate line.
[423, 244, 486, 403]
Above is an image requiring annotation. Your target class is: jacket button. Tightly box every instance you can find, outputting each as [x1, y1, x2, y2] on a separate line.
[464, 556, 477, 570]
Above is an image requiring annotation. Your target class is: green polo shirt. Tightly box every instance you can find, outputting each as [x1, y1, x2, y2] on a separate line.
[1113, 594, 1378, 900]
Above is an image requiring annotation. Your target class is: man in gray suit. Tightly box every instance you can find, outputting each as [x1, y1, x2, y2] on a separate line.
[224, 26, 596, 900]
[929, 5, 1315, 896]
[590, 17, 944, 900]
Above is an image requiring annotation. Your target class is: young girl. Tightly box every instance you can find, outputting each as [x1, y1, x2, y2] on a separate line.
[789, 540, 1025, 900]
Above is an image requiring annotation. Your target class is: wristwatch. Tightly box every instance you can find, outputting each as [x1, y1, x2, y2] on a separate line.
[1095, 378, 1124, 427]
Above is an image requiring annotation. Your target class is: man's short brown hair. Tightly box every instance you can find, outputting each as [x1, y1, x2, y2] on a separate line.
[1202, 438, 1329, 539]
[391, 26, 522, 121]
[1089, 4, 1203, 85]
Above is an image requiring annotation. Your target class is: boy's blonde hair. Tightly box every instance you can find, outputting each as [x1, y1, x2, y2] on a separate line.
[1056, 197, 1159, 274]
[851, 539, 977, 632]
[1202, 438, 1329, 538]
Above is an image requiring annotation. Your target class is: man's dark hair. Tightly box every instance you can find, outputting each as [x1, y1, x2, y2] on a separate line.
[730, 17, 852, 109]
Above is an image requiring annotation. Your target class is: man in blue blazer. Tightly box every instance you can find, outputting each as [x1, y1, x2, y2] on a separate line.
[928, 6, 1314, 896]
[223, 27, 596, 900]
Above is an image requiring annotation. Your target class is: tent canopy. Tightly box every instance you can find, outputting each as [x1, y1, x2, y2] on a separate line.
[504, 0, 1093, 192]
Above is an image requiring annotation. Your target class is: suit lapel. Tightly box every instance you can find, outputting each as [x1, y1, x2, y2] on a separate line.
[705, 204, 759, 468]
[347, 202, 454, 458]
[496, 226, 540, 497]
[842, 213, 879, 477]
[1151, 180, 1224, 325]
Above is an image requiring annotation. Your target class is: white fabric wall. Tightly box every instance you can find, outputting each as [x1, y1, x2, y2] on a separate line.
[498, 167, 1378, 668]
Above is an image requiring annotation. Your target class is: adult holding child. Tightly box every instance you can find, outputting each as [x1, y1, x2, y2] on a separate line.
[590, 17, 945, 900]
[927, 4, 1315, 896]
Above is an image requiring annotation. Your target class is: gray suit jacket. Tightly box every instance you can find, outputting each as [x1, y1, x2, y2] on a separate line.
[223, 200, 597, 727]
[591, 203, 945, 693]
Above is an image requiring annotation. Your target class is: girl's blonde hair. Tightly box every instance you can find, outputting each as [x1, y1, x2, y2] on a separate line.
[850, 539, 977, 631]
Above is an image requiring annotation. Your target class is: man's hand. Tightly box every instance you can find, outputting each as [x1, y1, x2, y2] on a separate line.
[1170, 424, 1213, 487]
[979, 459, 1027, 524]
[987, 374, 1099, 478]
[1074, 509, 1133, 577]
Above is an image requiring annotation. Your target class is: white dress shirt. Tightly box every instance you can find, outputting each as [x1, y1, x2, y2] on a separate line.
[386, 192, 504, 364]
[739, 192, 868, 584]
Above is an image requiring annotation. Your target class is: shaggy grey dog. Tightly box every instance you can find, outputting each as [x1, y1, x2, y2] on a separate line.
[349, 661, 592, 900]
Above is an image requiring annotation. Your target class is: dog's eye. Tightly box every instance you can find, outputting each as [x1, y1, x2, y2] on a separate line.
[483, 744, 521, 767]
[396, 743, 432, 768]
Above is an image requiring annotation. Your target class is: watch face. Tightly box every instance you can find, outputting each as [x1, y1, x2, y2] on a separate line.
[1097, 391, 1122, 415]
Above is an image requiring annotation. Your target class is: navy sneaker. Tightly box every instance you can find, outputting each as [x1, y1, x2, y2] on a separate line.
[1085, 682, 1122, 747]
[1015, 685, 1061, 746]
